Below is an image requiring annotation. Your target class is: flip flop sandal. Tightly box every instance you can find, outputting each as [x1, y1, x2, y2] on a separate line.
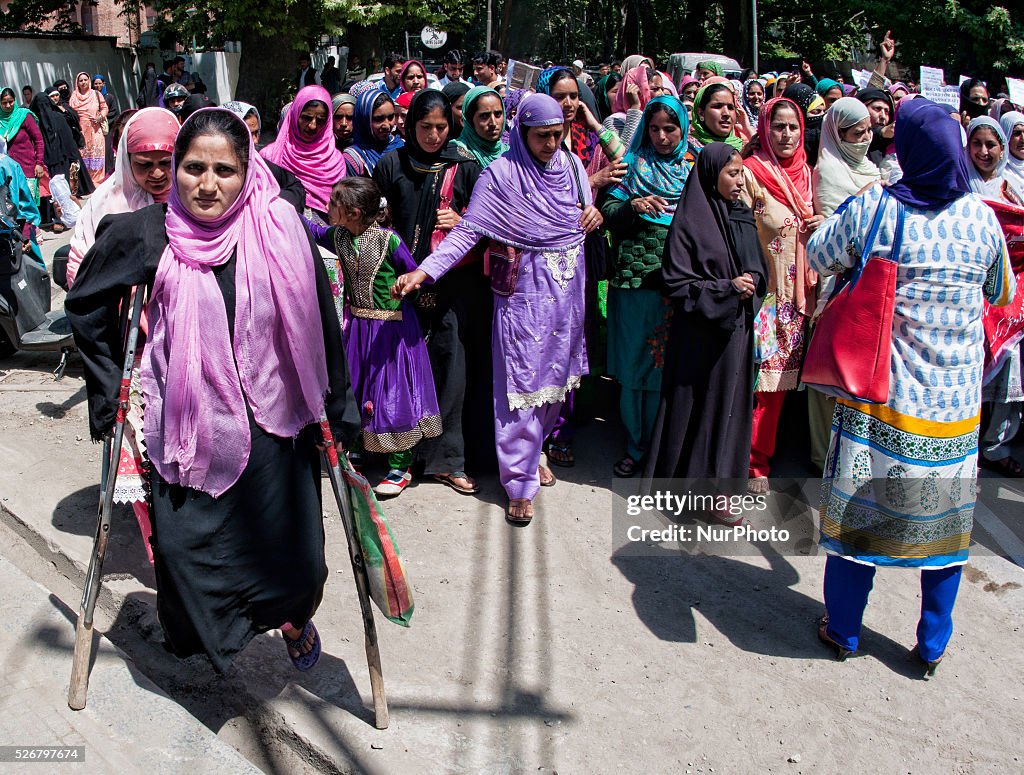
[283, 620, 321, 672]
[506, 498, 534, 525]
[817, 614, 853, 662]
[538, 465, 556, 487]
[613, 456, 638, 478]
[544, 441, 575, 468]
[432, 471, 479, 494]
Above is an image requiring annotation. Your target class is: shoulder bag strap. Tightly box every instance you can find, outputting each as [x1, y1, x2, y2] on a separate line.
[562, 147, 587, 209]
[438, 163, 458, 210]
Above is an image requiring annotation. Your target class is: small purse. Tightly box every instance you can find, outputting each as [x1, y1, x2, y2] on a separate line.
[802, 189, 903, 404]
[753, 291, 779, 364]
[488, 241, 523, 296]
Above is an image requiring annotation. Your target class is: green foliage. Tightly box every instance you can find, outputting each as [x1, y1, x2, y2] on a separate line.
[0, 0, 79, 32]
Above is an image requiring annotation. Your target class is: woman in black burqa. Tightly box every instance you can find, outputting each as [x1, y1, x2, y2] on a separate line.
[644, 142, 767, 481]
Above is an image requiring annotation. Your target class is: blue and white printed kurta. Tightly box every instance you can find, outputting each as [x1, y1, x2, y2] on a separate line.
[807, 186, 1013, 568]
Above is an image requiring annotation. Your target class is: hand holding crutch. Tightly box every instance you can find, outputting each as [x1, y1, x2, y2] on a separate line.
[68, 287, 146, 710]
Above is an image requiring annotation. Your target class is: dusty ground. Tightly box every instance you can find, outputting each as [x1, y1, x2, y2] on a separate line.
[1, 233, 1023, 774]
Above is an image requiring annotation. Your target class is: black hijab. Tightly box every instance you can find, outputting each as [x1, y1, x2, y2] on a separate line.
[29, 93, 78, 174]
[662, 142, 766, 329]
[959, 78, 989, 119]
[404, 89, 464, 169]
[180, 94, 216, 122]
[783, 83, 823, 165]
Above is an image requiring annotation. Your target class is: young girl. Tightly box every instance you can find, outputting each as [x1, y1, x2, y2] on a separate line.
[317, 176, 441, 497]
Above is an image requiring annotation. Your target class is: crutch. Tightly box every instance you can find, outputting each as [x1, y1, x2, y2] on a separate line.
[319, 417, 389, 729]
[68, 287, 146, 711]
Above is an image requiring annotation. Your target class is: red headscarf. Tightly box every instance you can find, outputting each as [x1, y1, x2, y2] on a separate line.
[399, 59, 428, 94]
[744, 96, 816, 314]
[744, 96, 813, 220]
[611, 65, 652, 115]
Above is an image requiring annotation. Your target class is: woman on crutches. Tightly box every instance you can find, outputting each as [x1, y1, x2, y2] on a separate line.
[66, 108, 360, 674]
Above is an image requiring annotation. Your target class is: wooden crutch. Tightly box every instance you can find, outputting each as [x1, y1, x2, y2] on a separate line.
[68, 287, 146, 710]
[318, 417, 389, 729]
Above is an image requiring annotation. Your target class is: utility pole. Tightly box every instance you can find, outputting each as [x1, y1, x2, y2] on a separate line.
[752, 0, 759, 71]
[486, 0, 492, 51]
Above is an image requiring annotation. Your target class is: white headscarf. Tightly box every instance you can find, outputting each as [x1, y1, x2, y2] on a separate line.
[999, 111, 1024, 202]
[813, 97, 880, 217]
[966, 116, 1008, 199]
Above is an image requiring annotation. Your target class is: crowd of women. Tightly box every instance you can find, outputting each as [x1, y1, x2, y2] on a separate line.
[14, 39, 1015, 676]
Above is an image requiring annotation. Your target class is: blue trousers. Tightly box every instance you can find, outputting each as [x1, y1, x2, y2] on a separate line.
[822, 554, 963, 662]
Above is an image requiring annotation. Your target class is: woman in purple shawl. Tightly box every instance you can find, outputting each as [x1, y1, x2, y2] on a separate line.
[392, 93, 604, 523]
[66, 109, 359, 673]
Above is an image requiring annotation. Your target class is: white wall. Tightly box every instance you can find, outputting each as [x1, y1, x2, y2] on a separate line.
[1, 35, 138, 110]
[1, 35, 242, 109]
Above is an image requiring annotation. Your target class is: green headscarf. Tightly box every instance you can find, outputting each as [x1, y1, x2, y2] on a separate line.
[594, 72, 622, 120]
[815, 78, 841, 98]
[696, 61, 724, 77]
[0, 86, 31, 143]
[690, 82, 743, 151]
[453, 86, 508, 168]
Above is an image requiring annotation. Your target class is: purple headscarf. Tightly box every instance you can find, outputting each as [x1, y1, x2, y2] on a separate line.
[887, 98, 972, 210]
[142, 108, 328, 497]
[458, 93, 590, 251]
[260, 85, 347, 212]
[501, 88, 529, 145]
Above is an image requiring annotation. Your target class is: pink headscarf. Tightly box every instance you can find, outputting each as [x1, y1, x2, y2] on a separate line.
[143, 108, 328, 497]
[399, 59, 428, 93]
[67, 108, 180, 287]
[260, 85, 347, 213]
[659, 72, 679, 97]
[612, 65, 652, 115]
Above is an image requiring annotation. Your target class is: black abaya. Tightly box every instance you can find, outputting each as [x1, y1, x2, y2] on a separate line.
[644, 143, 767, 480]
[66, 205, 360, 671]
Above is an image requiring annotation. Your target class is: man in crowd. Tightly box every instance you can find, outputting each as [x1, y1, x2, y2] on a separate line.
[380, 52, 405, 99]
[572, 59, 594, 88]
[322, 55, 342, 94]
[473, 51, 504, 89]
[438, 50, 472, 88]
[297, 52, 320, 89]
[347, 54, 367, 82]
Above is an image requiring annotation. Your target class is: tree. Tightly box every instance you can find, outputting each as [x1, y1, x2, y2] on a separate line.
[0, 0, 79, 32]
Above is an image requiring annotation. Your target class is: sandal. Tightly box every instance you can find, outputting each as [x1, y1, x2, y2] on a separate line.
[544, 440, 575, 468]
[910, 645, 943, 677]
[283, 620, 321, 672]
[506, 498, 534, 525]
[747, 476, 770, 495]
[817, 614, 853, 662]
[432, 470, 479, 494]
[979, 455, 1024, 478]
[613, 456, 638, 478]
[538, 464, 556, 487]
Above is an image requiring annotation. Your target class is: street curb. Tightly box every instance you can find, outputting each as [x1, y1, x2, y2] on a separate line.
[0, 498, 354, 775]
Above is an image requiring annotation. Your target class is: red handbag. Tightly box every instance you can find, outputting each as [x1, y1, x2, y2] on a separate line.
[802, 189, 903, 404]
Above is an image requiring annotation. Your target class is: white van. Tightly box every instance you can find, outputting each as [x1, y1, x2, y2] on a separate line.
[667, 53, 745, 88]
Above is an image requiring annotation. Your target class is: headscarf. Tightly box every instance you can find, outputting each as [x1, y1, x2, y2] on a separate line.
[223, 100, 261, 130]
[857, 87, 894, 122]
[502, 87, 528, 145]
[537, 67, 601, 166]
[142, 108, 328, 498]
[663, 142, 766, 326]
[960, 78, 989, 120]
[659, 73, 679, 97]
[0, 86, 31, 142]
[179, 94, 215, 122]
[741, 78, 764, 124]
[260, 84, 347, 212]
[595, 73, 622, 120]
[887, 98, 971, 210]
[347, 89, 403, 170]
[784, 83, 825, 163]
[679, 74, 699, 94]
[331, 93, 356, 115]
[965, 116, 1009, 199]
[813, 97, 880, 216]
[68, 71, 100, 117]
[67, 108, 180, 286]
[403, 89, 462, 172]
[745, 96, 815, 315]
[696, 61, 724, 78]
[889, 82, 910, 100]
[622, 55, 653, 73]
[28, 92, 78, 172]
[452, 93, 589, 252]
[91, 74, 108, 96]
[691, 83, 743, 150]
[609, 96, 691, 226]
[612, 65, 651, 115]
[442, 80, 471, 105]
[815, 78, 841, 99]
[349, 80, 380, 98]
[395, 91, 415, 110]
[999, 111, 1024, 200]
[399, 59, 427, 93]
[454, 86, 508, 168]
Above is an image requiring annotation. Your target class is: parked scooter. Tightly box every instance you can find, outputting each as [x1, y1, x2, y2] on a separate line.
[0, 198, 75, 378]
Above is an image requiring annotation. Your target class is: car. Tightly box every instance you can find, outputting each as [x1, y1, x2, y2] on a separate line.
[667, 53, 745, 88]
